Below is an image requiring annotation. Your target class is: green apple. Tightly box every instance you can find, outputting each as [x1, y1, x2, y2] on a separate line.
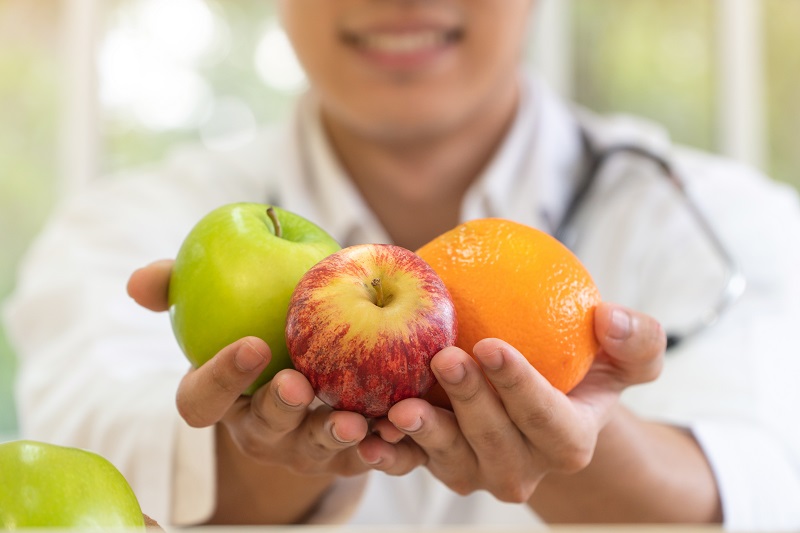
[169, 203, 341, 393]
[0, 440, 145, 530]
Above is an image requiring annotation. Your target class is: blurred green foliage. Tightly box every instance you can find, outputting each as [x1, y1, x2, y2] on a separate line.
[0, 330, 17, 434]
[765, 0, 800, 189]
[0, 48, 59, 286]
[572, 0, 715, 153]
[0, 3, 60, 435]
[100, 0, 297, 176]
[1, 0, 799, 438]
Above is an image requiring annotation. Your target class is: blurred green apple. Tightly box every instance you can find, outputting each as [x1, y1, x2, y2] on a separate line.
[0, 440, 145, 530]
[168, 203, 341, 393]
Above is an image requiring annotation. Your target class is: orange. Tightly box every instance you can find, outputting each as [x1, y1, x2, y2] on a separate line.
[416, 218, 601, 394]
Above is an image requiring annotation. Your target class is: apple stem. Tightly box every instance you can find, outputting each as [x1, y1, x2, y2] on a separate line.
[267, 207, 283, 238]
[371, 278, 385, 308]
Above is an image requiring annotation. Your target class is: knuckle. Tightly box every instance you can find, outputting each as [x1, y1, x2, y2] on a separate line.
[474, 427, 510, 451]
[553, 440, 594, 473]
[249, 397, 284, 434]
[447, 382, 482, 405]
[492, 367, 527, 392]
[427, 433, 465, 464]
[304, 422, 341, 461]
[383, 465, 416, 477]
[493, 480, 536, 504]
[520, 402, 556, 429]
[308, 436, 335, 461]
[175, 398, 208, 428]
[448, 478, 477, 497]
[210, 358, 239, 394]
[235, 431, 270, 462]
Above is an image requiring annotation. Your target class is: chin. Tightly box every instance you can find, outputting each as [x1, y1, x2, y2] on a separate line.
[321, 71, 518, 154]
[355, 105, 467, 145]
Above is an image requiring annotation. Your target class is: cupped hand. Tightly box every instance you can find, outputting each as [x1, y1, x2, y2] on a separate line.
[127, 260, 371, 479]
[360, 302, 666, 502]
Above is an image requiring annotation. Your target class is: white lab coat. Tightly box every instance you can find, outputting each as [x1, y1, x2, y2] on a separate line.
[4, 74, 800, 531]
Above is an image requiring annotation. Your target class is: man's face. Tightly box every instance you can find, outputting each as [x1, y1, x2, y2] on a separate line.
[279, 0, 534, 143]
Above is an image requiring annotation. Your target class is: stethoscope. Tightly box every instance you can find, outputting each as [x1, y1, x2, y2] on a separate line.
[554, 129, 747, 351]
[295, 112, 746, 351]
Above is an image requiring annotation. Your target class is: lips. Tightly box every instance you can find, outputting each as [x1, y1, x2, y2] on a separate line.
[343, 28, 463, 55]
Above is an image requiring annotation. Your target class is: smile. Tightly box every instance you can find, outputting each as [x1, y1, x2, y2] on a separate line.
[343, 28, 463, 55]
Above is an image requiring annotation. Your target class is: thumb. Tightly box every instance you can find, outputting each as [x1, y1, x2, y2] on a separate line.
[176, 336, 271, 428]
[594, 302, 665, 386]
[127, 259, 174, 312]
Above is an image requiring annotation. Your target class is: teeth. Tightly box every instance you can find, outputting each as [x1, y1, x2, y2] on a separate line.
[358, 31, 449, 53]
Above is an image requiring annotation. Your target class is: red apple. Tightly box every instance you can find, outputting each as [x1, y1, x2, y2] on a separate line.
[285, 243, 458, 417]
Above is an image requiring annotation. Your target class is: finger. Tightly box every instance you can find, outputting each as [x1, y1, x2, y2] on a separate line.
[356, 431, 427, 475]
[237, 368, 318, 439]
[471, 337, 559, 428]
[378, 398, 469, 478]
[250, 371, 369, 455]
[388, 385, 483, 478]
[142, 513, 163, 531]
[322, 409, 371, 449]
[471, 338, 594, 473]
[221, 369, 369, 475]
[278, 407, 369, 474]
[176, 337, 270, 427]
[127, 259, 174, 312]
[313, 410, 372, 475]
[594, 302, 665, 385]
[237, 397, 369, 469]
[370, 417, 406, 444]
[431, 344, 523, 431]
[429, 346, 526, 465]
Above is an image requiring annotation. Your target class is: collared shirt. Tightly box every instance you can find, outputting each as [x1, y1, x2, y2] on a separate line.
[4, 72, 800, 530]
[281, 74, 583, 247]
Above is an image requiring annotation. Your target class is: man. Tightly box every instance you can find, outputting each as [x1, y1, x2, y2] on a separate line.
[7, 0, 800, 529]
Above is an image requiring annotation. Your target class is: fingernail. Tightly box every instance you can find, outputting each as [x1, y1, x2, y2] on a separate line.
[437, 362, 466, 385]
[477, 349, 504, 371]
[234, 342, 267, 372]
[357, 448, 383, 466]
[275, 383, 302, 408]
[328, 422, 353, 445]
[608, 308, 632, 340]
[399, 417, 423, 433]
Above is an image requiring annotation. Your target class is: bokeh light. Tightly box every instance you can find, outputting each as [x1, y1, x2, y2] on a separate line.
[254, 20, 307, 94]
[199, 96, 258, 151]
[98, 0, 225, 130]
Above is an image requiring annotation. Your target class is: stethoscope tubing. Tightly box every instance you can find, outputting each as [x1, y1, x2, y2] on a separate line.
[557, 130, 747, 351]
